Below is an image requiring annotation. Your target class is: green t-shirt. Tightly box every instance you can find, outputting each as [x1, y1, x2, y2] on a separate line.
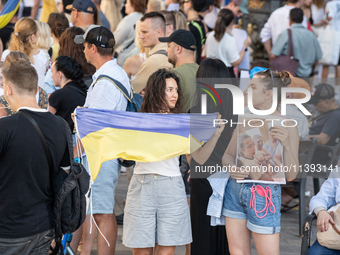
[174, 63, 199, 113]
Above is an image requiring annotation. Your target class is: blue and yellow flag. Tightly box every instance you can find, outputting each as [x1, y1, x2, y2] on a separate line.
[75, 108, 217, 181]
[0, 0, 21, 29]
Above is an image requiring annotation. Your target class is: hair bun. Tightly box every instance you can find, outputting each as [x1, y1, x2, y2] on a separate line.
[279, 71, 291, 87]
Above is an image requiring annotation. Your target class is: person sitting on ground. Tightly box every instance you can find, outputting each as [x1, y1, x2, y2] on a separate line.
[308, 83, 340, 168]
[307, 169, 340, 255]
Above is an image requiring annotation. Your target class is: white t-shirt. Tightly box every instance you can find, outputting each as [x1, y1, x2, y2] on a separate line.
[311, 4, 325, 25]
[205, 31, 239, 67]
[134, 156, 181, 177]
[232, 28, 250, 70]
[260, 5, 308, 44]
[1, 49, 50, 89]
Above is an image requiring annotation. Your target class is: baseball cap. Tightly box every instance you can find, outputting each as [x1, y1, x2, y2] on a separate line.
[308, 83, 335, 104]
[66, 0, 96, 14]
[239, 0, 249, 15]
[74, 25, 115, 48]
[200, 0, 215, 12]
[159, 29, 196, 51]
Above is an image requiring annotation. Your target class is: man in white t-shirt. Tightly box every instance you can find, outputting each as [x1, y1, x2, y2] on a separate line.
[74, 25, 130, 255]
[260, 0, 307, 56]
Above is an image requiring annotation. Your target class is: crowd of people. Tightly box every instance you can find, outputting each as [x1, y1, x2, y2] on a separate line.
[0, 0, 340, 255]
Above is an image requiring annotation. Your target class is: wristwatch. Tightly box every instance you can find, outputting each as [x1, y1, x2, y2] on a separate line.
[243, 47, 248, 52]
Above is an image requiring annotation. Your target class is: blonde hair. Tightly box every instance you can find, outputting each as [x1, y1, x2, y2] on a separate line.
[35, 21, 52, 51]
[147, 0, 162, 12]
[313, 0, 325, 9]
[173, 10, 189, 30]
[100, 0, 122, 32]
[8, 17, 38, 63]
[134, 19, 150, 58]
[4, 51, 31, 68]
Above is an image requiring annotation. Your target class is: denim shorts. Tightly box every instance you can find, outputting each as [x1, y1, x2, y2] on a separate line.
[123, 174, 192, 248]
[83, 156, 121, 214]
[222, 178, 281, 234]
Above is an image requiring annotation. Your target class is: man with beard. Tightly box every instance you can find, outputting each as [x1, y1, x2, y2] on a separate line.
[160, 29, 198, 112]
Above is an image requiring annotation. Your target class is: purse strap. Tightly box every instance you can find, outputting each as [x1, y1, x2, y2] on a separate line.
[330, 211, 340, 236]
[287, 29, 294, 58]
[17, 111, 54, 172]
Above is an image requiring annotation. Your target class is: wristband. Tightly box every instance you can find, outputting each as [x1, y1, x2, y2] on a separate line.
[243, 47, 248, 52]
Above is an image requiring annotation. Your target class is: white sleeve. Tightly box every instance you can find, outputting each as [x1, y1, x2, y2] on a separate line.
[260, 15, 273, 43]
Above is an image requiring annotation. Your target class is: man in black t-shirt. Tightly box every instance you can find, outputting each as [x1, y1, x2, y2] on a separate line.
[308, 84, 340, 146]
[0, 60, 70, 254]
[308, 84, 340, 165]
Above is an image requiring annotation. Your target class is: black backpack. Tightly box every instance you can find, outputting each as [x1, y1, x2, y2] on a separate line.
[93, 74, 143, 113]
[18, 111, 90, 254]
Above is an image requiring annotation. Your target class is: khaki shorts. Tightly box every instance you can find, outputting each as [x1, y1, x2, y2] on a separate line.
[123, 174, 192, 248]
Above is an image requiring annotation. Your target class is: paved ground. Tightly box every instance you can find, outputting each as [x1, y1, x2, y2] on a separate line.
[76, 174, 320, 255]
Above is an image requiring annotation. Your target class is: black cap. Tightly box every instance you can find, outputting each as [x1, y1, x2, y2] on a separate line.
[308, 83, 335, 104]
[159, 29, 196, 51]
[74, 25, 115, 48]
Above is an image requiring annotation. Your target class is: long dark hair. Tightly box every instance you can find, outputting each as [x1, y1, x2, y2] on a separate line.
[214, 9, 234, 42]
[47, 13, 69, 38]
[140, 69, 182, 113]
[58, 27, 96, 77]
[54, 56, 87, 93]
[194, 58, 236, 166]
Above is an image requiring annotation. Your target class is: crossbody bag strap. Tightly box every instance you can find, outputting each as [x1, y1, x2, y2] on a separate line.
[93, 75, 132, 102]
[287, 29, 294, 58]
[17, 111, 54, 173]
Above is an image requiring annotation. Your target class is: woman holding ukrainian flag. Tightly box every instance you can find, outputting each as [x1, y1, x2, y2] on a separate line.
[122, 68, 225, 255]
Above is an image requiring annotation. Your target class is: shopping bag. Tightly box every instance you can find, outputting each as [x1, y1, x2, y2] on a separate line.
[317, 26, 340, 66]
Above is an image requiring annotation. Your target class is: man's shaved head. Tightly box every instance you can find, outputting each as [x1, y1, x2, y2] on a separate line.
[140, 12, 166, 35]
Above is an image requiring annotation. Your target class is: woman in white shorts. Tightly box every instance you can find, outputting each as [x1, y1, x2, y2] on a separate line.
[123, 69, 191, 254]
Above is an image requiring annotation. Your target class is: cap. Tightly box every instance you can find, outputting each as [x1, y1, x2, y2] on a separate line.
[74, 25, 115, 48]
[250, 66, 267, 78]
[238, 0, 249, 14]
[287, 72, 310, 99]
[159, 29, 196, 51]
[232, 0, 243, 6]
[308, 83, 335, 104]
[66, 0, 96, 14]
[200, 0, 215, 12]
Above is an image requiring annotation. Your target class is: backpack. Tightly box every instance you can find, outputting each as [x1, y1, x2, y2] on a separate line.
[17, 111, 90, 255]
[93, 75, 143, 167]
[93, 74, 143, 112]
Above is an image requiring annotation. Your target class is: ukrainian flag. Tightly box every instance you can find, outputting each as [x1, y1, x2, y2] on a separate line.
[75, 108, 217, 181]
[0, 0, 21, 29]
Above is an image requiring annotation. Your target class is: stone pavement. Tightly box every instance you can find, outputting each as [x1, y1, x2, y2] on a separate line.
[83, 174, 319, 255]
